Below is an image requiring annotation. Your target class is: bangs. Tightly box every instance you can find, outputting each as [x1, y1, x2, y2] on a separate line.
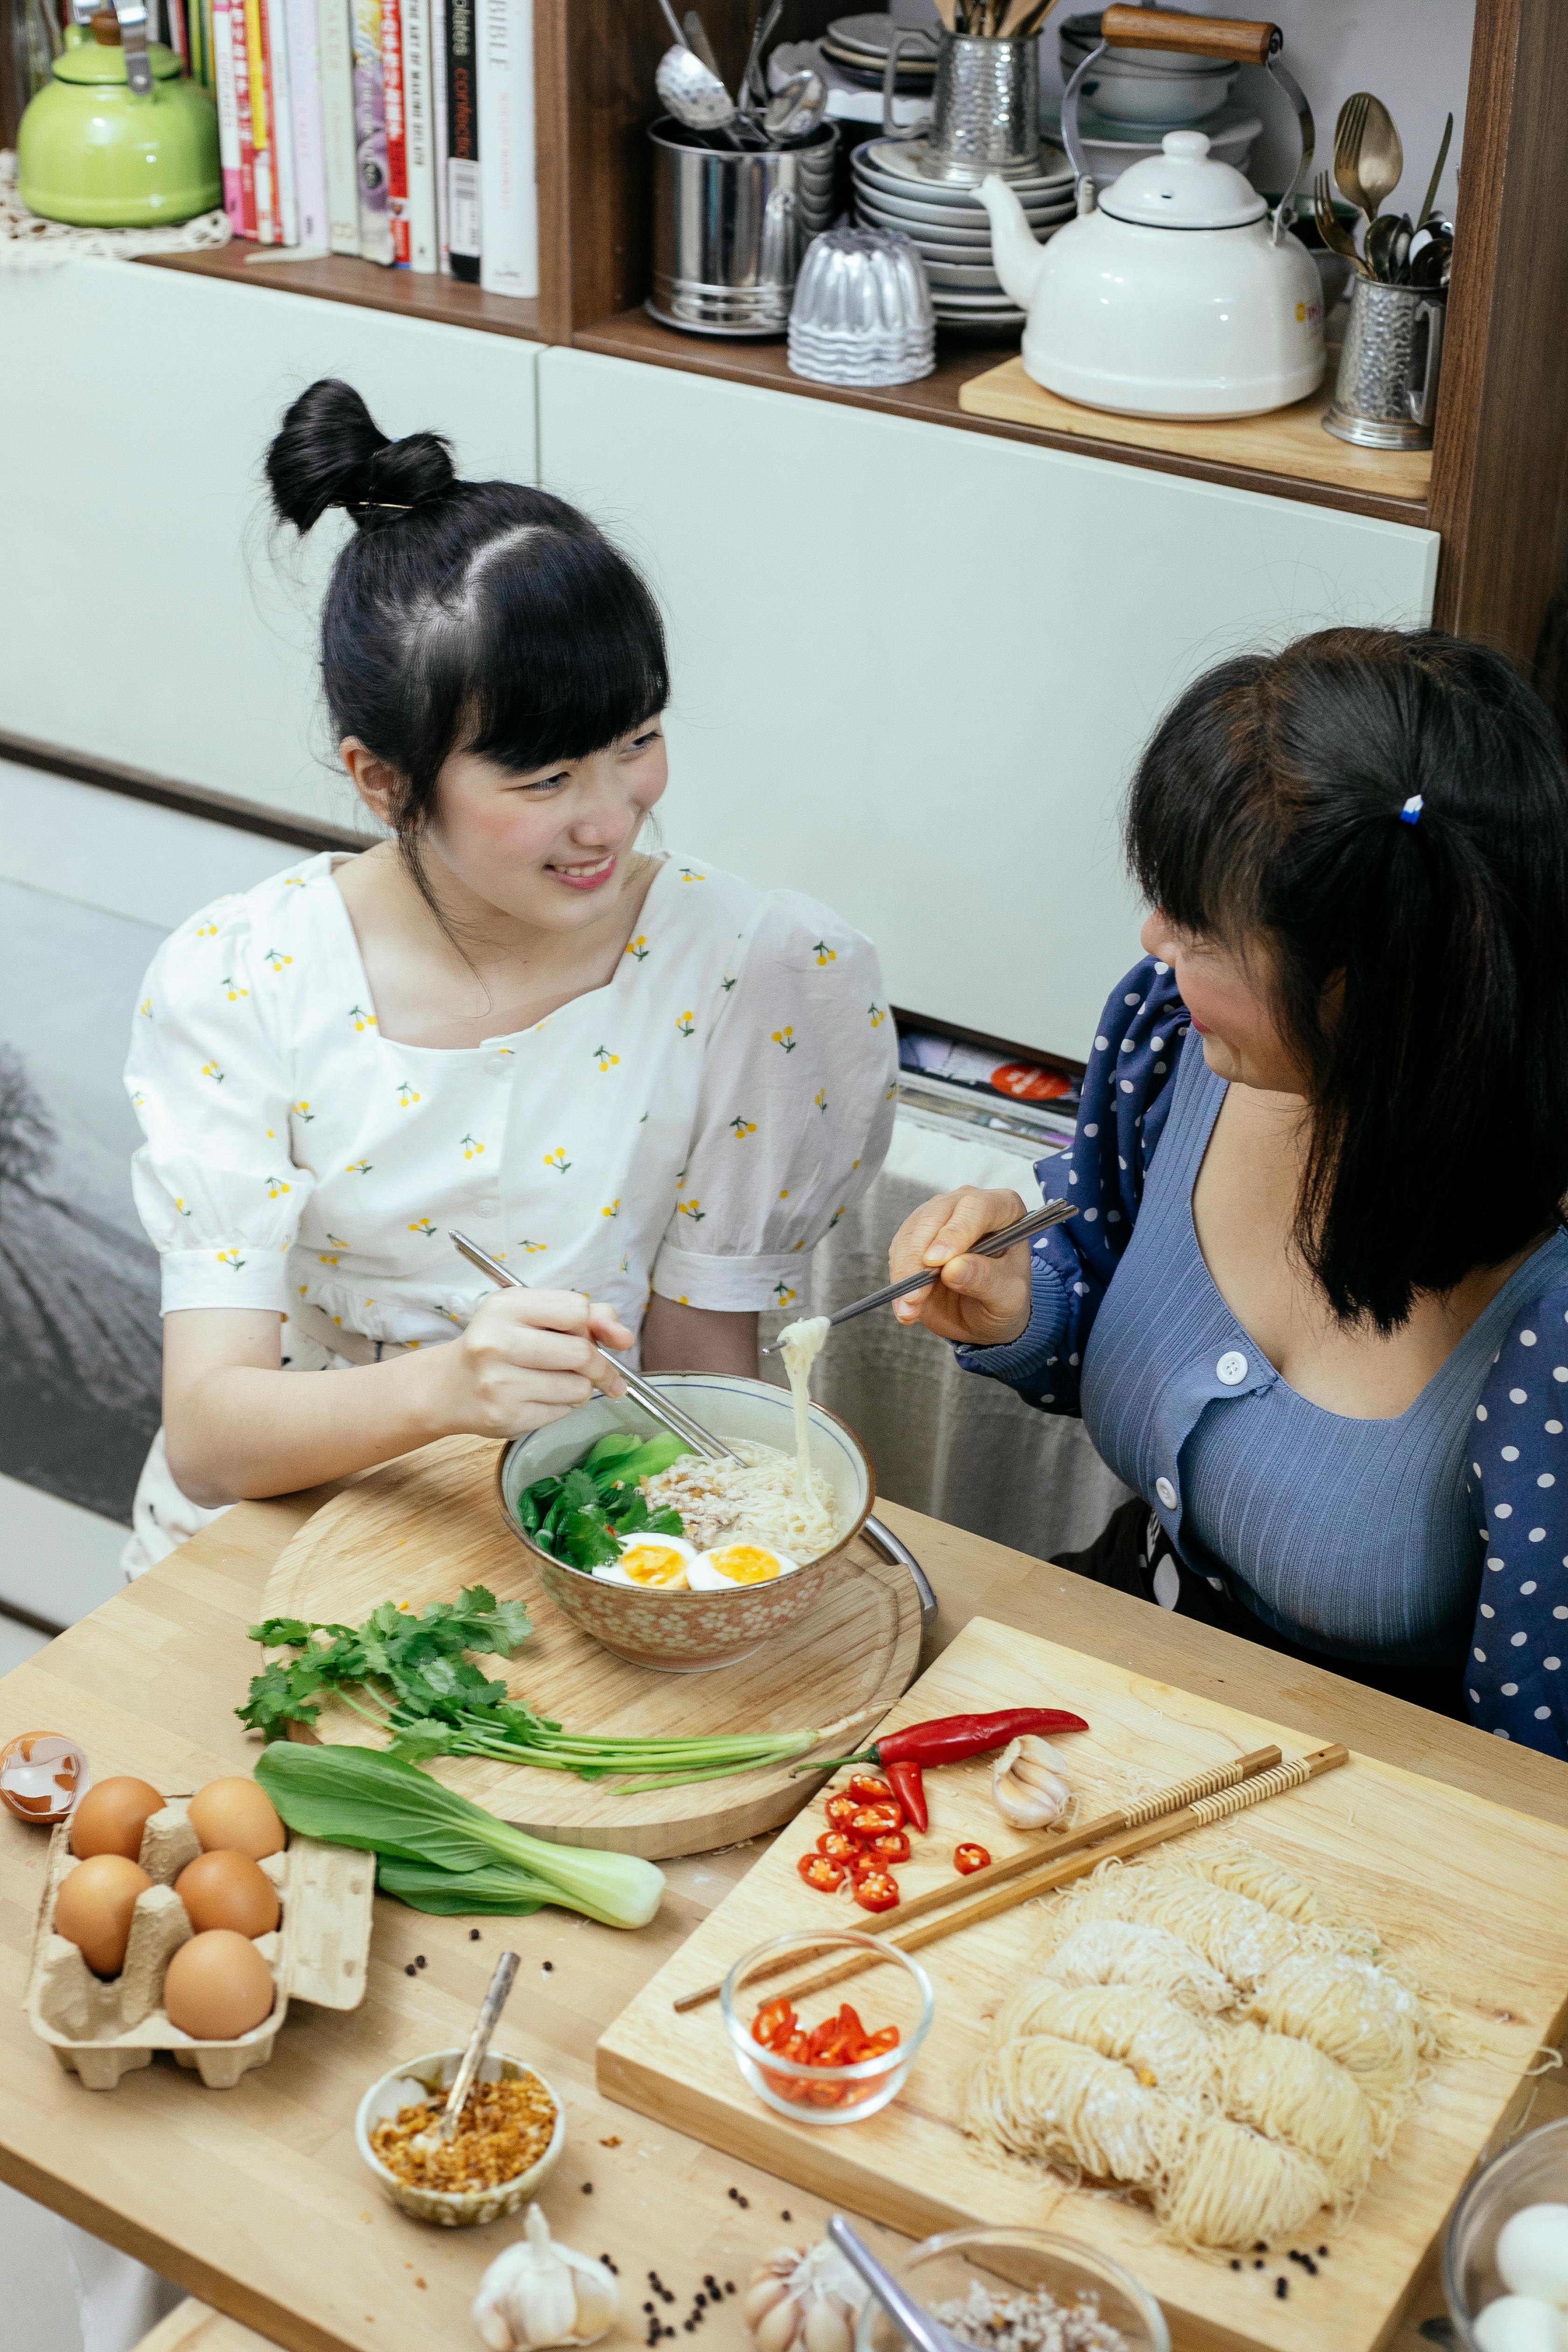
[460, 522, 670, 775]
[1124, 652, 1277, 946]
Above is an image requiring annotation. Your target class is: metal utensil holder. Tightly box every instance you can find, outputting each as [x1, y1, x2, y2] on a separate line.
[1323, 275, 1446, 449]
[648, 116, 839, 337]
[882, 26, 1041, 184]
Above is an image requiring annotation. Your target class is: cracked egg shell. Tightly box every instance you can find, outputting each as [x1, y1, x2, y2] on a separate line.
[0, 1733, 90, 1825]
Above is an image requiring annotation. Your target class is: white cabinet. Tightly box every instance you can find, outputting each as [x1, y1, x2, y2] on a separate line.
[537, 348, 1439, 1054]
[0, 260, 540, 829]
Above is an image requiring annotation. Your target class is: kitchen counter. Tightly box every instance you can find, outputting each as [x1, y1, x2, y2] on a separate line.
[1, 1471, 1565, 2352]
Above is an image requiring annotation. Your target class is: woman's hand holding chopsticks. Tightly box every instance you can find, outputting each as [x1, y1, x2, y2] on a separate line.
[887, 1187, 1037, 1347]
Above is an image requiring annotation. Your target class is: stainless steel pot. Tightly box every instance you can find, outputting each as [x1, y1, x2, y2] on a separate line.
[648, 116, 839, 338]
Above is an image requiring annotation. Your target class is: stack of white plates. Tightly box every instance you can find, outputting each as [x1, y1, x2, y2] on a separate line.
[1043, 102, 1263, 188]
[788, 226, 935, 387]
[820, 11, 937, 91]
[850, 135, 1074, 328]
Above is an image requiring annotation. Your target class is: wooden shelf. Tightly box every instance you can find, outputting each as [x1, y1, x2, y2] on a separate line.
[572, 307, 1429, 525]
[138, 245, 541, 341]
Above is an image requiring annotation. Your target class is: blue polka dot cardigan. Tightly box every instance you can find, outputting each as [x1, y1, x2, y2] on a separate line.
[958, 956, 1568, 1758]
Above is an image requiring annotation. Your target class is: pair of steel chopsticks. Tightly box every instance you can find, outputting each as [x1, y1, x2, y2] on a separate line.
[760, 1196, 1077, 1355]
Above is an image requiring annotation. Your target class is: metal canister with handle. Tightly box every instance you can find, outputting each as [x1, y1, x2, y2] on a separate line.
[1323, 273, 1446, 448]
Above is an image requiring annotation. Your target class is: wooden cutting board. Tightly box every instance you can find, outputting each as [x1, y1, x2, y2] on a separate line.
[596, 1615, 1568, 2352]
[259, 1435, 922, 1860]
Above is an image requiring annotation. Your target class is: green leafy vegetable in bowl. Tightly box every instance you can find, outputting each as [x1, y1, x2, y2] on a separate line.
[514, 1430, 692, 1570]
[255, 1741, 666, 1926]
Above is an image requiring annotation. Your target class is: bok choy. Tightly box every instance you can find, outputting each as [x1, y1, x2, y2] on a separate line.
[254, 1742, 665, 1927]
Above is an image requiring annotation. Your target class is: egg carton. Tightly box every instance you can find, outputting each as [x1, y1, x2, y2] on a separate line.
[24, 1797, 374, 2089]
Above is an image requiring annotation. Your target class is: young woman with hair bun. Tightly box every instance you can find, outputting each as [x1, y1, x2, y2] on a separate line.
[121, 378, 895, 1567]
[891, 626, 1568, 1759]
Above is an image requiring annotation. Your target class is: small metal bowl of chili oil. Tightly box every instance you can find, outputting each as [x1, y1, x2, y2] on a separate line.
[720, 1928, 934, 2124]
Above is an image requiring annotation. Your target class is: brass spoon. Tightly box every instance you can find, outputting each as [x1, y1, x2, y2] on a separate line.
[1335, 89, 1403, 232]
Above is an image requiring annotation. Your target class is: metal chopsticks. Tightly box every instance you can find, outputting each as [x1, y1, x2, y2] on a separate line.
[760, 1197, 1078, 1354]
[449, 1228, 745, 1463]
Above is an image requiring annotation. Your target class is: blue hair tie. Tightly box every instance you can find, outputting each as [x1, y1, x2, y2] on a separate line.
[1399, 794, 1424, 825]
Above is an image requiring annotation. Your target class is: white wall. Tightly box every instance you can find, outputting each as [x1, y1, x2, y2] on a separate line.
[538, 348, 1438, 1055]
[0, 259, 541, 833]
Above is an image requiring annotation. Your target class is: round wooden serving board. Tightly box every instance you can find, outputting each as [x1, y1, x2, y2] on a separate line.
[261, 1435, 922, 1859]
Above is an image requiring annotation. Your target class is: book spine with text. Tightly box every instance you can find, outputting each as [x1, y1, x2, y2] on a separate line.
[350, 0, 395, 262]
[230, 0, 259, 234]
[477, 0, 535, 299]
[379, 0, 408, 264]
[402, 0, 438, 271]
[265, 0, 301, 243]
[286, 0, 330, 247]
[211, 0, 244, 226]
[318, 0, 359, 252]
[430, 0, 449, 268]
[444, 0, 478, 281]
[245, 0, 276, 241]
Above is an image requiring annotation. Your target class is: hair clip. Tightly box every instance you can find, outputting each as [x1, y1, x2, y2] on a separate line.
[334, 498, 413, 513]
[1399, 794, 1424, 825]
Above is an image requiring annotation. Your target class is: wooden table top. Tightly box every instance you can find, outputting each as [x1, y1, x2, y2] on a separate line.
[3, 1458, 1566, 2352]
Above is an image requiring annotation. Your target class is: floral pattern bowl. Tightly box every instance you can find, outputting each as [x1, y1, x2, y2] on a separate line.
[496, 1373, 875, 1671]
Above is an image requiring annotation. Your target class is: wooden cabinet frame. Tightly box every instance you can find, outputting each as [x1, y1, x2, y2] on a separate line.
[4, 0, 1567, 669]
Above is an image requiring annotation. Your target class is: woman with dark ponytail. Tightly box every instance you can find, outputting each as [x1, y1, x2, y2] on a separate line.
[890, 627, 1568, 1758]
[122, 380, 894, 1563]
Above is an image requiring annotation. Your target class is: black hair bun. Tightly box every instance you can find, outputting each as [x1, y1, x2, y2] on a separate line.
[266, 377, 458, 533]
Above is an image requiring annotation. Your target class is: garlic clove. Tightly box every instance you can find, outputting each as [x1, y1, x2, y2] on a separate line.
[745, 2275, 796, 2330]
[753, 2295, 804, 2352]
[802, 2298, 855, 2352]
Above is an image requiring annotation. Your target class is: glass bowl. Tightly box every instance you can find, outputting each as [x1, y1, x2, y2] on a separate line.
[1444, 2114, 1568, 2346]
[855, 2226, 1169, 2352]
[721, 1929, 933, 2124]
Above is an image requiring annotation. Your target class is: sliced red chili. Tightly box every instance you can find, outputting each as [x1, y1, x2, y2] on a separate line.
[853, 1869, 901, 1913]
[817, 1829, 858, 1863]
[847, 1773, 895, 1806]
[856, 2024, 900, 2059]
[797, 1852, 846, 1893]
[753, 1997, 798, 2047]
[824, 1793, 861, 1832]
[954, 1842, 992, 1875]
[849, 1802, 903, 1840]
[886, 1758, 928, 1833]
[867, 1827, 911, 1865]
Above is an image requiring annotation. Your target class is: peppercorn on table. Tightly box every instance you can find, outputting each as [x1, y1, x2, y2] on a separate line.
[3, 1456, 1567, 2352]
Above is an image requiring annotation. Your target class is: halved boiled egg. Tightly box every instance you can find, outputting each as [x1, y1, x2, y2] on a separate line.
[596, 1535, 699, 1589]
[689, 1543, 801, 1589]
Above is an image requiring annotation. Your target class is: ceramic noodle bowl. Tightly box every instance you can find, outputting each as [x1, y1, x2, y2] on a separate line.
[497, 1374, 874, 1672]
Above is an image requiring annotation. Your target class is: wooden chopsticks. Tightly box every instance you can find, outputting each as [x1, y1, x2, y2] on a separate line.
[673, 1741, 1286, 2015]
[760, 1745, 1348, 2009]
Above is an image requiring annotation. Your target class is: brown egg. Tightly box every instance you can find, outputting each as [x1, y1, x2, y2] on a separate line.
[174, 1849, 281, 1939]
[54, 1855, 153, 1978]
[69, 1776, 165, 1862]
[188, 1777, 285, 1861]
[163, 1929, 277, 2040]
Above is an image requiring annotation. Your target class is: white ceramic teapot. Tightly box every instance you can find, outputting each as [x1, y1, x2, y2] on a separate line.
[980, 6, 1323, 420]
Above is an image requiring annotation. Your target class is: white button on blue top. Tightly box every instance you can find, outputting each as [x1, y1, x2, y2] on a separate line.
[1155, 1476, 1177, 1508]
[1217, 1350, 1249, 1386]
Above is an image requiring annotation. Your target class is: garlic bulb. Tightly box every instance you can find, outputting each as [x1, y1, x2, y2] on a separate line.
[991, 1734, 1071, 1829]
[743, 2241, 870, 2352]
[472, 2205, 619, 2351]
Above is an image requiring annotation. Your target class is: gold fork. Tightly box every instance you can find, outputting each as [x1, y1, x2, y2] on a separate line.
[1334, 91, 1376, 232]
[1314, 168, 1366, 274]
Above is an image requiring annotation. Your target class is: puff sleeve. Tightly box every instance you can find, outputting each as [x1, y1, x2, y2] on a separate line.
[125, 897, 313, 1314]
[1463, 1297, 1568, 1757]
[651, 891, 897, 1314]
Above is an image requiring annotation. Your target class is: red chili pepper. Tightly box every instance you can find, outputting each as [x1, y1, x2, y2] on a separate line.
[953, 1842, 992, 1875]
[753, 1997, 798, 2049]
[847, 1773, 895, 1806]
[849, 1802, 903, 1840]
[824, 1793, 861, 1832]
[797, 1851, 845, 1893]
[847, 1848, 883, 1883]
[867, 1827, 911, 1865]
[817, 1830, 858, 1863]
[858, 2024, 900, 2058]
[812, 1707, 1088, 1778]
[853, 1869, 901, 1913]
[886, 1757, 928, 1833]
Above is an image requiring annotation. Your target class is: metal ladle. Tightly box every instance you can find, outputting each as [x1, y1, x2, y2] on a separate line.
[656, 41, 746, 144]
[761, 67, 827, 143]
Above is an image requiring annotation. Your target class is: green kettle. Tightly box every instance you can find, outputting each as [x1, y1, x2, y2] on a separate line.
[18, 0, 220, 228]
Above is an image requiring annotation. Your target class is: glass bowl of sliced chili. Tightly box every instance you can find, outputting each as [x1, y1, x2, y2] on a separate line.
[720, 1928, 934, 2125]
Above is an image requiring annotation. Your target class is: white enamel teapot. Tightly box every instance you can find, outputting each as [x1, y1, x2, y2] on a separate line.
[980, 6, 1323, 420]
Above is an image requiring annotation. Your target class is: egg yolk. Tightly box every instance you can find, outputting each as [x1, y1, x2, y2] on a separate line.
[618, 1546, 690, 1588]
[707, 1546, 783, 1585]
